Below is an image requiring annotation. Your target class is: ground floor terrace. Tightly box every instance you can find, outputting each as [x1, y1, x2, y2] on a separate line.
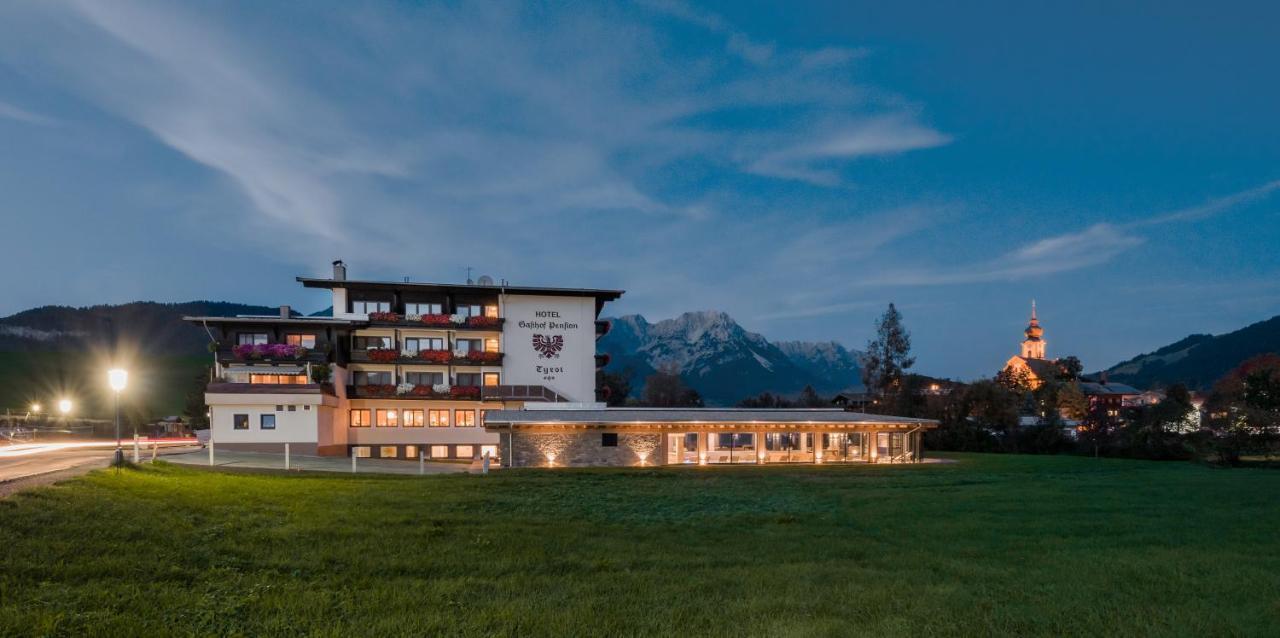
[485, 408, 938, 468]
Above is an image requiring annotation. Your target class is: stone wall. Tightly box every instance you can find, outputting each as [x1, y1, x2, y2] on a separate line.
[507, 431, 661, 467]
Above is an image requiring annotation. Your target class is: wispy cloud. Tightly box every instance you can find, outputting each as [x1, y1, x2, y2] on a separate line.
[1132, 179, 1280, 226]
[747, 115, 952, 186]
[0, 100, 57, 126]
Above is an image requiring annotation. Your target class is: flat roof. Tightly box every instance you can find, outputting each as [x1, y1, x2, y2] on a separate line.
[297, 277, 624, 301]
[484, 408, 937, 426]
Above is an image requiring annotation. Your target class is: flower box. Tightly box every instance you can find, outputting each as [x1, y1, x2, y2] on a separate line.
[458, 351, 502, 364]
[450, 385, 481, 399]
[232, 343, 309, 360]
[465, 316, 501, 328]
[416, 350, 452, 364]
[353, 384, 397, 398]
[368, 311, 401, 323]
[366, 348, 400, 363]
[419, 314, 453, 327]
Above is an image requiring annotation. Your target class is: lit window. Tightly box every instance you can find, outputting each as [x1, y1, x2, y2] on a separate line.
[250, 374, 308, 385]
[480, 445, 497, 459]
[484, 305, 499, 318]
[428, 409, 449, 427]
[375, 409, 399, 427]
[349, 409, 371, 428]
[352, 446, 371, 458]
[483, 372, 500, 387]
[484, 338, 500, 353]
[455, 410, 475, 428]
[405, 445, 418, 458]
[233, 414, 249, 430]
[285, 334, 316, 348]
[430, 445, 449, 459]
[404, 409, 425, 427]
[379, 446, 398, 458]
[455, 445, 474, 459]
[260, 414, 276, 430]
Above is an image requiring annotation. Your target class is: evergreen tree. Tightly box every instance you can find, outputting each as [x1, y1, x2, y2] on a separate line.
[860, 303, 915, 397]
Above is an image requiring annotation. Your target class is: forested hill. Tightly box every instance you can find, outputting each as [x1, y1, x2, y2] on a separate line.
[1102, 314, 1280, 390]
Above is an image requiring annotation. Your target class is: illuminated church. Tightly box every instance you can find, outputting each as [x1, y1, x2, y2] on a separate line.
[1001, 301, 1060, 389]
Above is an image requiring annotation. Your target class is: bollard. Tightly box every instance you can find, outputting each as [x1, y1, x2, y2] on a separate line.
[418, 450, 424, 475]
[351, 453, 357, 474]
[208, 438, 215, 466]
[482, 451, 490, 475]
[151, 441, 158, 463]
[133, 435, 141, 463]
[285, 443, 291, 471]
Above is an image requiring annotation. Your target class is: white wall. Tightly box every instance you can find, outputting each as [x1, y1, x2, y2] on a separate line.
[207, 393, 330, 444]
[500, 295, 597, 402]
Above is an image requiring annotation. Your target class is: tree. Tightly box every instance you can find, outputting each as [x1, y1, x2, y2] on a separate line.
[182, 366, 212, 430]
[596, 369, 632, 407]
[738, 392, 793, 408]
[641, 364, 703, 407]
[1057, 356, 1084, 381]
[1056, 382, 1089, 422]
[796, 385, 826, 407]
[959, 380, 1021, 451]
[1200, 354, 1280, 464]
[860, 303, 915, 397]
[995, 366, 1034, 394]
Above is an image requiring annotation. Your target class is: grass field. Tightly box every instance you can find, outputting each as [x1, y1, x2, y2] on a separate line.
[1, 454, 1277, 636]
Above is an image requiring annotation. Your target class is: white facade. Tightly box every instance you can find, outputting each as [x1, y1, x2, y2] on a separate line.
[500, 294, 598, 402]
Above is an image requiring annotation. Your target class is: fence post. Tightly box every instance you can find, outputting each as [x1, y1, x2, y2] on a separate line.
[482, 451, 490, 475]
[151, 441, 158, 463]
[285, 443, 290, 471]
[208, 438, 214, 466]
[351, 453, 357, 474]
[133, 434, 141, 463]
[419, 449, 424, 475]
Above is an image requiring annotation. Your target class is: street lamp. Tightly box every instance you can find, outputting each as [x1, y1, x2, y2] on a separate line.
[108, 368, 128, 467]
[58, 399, 72, 415]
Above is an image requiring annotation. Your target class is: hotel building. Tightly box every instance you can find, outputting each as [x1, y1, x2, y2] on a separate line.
[187, 262, 935, 467]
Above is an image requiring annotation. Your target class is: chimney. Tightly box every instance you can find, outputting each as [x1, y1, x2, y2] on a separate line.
[332, 260, 346, 281]
[279, 305, 291, 319]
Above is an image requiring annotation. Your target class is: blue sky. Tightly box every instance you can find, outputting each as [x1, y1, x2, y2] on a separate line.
[0, 0, 1277, 380]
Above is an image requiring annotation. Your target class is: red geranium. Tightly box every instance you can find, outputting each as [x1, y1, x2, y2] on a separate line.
[417, 349, 451, 364]
[368, 311, 401, 323]
[465, 316, 501, 328]
[367, 348, 400, 362]
[419, 314, 452, 326]
[450, 385, 481, 399]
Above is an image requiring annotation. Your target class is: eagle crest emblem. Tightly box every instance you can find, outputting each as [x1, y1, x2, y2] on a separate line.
[531, 334, 564, 358]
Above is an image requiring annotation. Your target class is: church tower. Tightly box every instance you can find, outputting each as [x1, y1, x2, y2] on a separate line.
[1020, 300, 1046, 359]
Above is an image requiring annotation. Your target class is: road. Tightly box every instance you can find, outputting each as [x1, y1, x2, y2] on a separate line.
[0, 441, 198, 497]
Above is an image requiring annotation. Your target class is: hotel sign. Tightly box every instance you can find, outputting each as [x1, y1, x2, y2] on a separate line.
[505, 299, 594, 400]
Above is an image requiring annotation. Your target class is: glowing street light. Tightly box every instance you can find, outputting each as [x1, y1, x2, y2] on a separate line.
[30, 403, 41, 415]
[58, 399, 73, 416]
[108, 368, 128, 467]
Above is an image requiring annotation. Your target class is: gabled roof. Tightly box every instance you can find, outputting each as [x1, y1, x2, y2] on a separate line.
[1078, 381, 1143, 396]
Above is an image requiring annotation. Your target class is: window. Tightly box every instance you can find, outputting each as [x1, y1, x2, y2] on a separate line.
[456, 303, 483, 318]
[352, 446, 371, 458]
[484, 338, 500, 353]
[484, 304, 499, 318]
[304, 405, 311, 411]
[714, 433, 754, 450]
[285, 333, 316, 348]
[379, 446, 398, 458]
[249, 374, 308, 385]
[456, 373, 480, 387]
[237, 333, 269, 346]
[349, 409, 371, 428]
[483, 372, 500, 387]
[353, 336, 393, 350]
[260, 414, 276, 430]
[430, 445, 449, 459]
[375, 409, 399, 427]
[287, 405, 297, 412]
[405, 445, 418, 458]
[403, 337, 444, 353]
[275, 405, 284, 411]
[404, 409, 425, 427]
[233, 414, 249, 430]
[405, 372, 444, 386]
[480, 445, 498, 459]
[405, 302, 443, 315]
[353, 371, 392, 386]
[428, 409, 449, 427]
[351, 299, 390, 314]
[455, 445, 474, 459]
[479, 410, 490, 426]
[455, 410, 475, 428]
[455, 338, 482, 354]
[601, 433, 618, 447]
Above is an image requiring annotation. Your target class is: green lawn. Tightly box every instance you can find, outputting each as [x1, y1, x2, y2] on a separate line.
[1, 454, 1278, 636]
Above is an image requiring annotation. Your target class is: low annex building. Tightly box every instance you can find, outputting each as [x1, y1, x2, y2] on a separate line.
[185, 261, 936, 467]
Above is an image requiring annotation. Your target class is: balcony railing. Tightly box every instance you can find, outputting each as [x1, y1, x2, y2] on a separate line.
[366, 312, 504, 330]
[215, 346, 328, 364]
[345, 384, 568, 402]
[207, 382, 334, 395]
[349, 349, 503, 365]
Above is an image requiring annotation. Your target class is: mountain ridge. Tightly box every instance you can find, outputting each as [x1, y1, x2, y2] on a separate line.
[1101, 314, 1280, 390]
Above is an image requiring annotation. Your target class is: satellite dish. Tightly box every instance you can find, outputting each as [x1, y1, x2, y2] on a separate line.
[476, 275, 494, 286]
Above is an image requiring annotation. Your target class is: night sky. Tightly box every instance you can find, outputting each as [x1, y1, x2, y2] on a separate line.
[1, 1, 1277, 379]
